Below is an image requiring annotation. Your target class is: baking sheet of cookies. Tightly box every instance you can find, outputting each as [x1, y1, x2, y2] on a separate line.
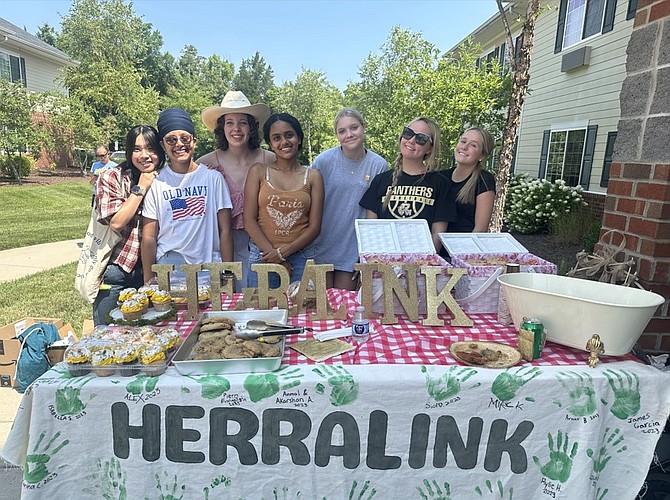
[172, 310, 288, 375]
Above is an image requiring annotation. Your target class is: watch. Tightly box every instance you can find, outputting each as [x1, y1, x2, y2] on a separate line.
[130, 185, 146, 197]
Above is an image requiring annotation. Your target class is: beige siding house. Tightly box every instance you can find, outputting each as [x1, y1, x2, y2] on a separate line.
[452, 0, 636, 197]
[0, 17, 75, 93]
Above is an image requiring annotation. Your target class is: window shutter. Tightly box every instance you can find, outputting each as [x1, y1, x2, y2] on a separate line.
[580, 125, 598, 189]
[600, 131, 617, 187]
[626, 0, 638, 20]
[539, 130, 551, 178]
[603, 0, 617, 33]
[555, 0, 568, 53]
[20, 57, 26, 87]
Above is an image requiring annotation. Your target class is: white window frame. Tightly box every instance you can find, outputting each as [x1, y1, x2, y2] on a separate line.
[546, 126, 587, 187]
[562, 0, 607, 50]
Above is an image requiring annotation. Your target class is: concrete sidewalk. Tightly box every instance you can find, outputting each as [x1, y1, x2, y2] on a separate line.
[0, 239, 83, 283]
[0, 240, 83, 499]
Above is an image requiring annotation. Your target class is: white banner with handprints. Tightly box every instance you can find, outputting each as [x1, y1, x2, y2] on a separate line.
[3, 360, 669, 499]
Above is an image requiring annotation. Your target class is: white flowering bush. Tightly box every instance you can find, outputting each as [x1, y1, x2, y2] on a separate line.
[504, 174, 586, 234]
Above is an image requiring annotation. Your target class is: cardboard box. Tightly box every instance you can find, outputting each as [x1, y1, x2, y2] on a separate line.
[356, 219, 450, 314]
[0, 317, 65, 388]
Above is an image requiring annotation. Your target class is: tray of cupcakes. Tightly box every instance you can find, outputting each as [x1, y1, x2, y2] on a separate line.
[109, 286, 176, 325]
[63, 325, 182, 377]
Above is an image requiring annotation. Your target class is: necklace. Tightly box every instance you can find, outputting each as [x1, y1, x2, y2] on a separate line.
[272, 162, 301, 173]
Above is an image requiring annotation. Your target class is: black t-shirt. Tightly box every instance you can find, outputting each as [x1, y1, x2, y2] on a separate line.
[443, 167, 496, 232]
[359, 170, 456, 225]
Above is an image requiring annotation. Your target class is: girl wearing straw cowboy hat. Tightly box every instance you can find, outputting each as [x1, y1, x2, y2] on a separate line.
[197, 91, 274, 290]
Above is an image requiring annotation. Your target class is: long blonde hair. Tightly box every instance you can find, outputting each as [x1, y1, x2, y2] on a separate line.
[382, 117, 441, 212]
[456, 126, 495, 205]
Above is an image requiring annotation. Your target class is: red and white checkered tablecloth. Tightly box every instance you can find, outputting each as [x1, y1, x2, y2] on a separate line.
[158, 288, 637, 367]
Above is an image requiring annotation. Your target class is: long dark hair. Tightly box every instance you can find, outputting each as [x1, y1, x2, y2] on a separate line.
[263, 113, 304, 150]
[122, 125, 165, 185]
[214, 113, 261, 151]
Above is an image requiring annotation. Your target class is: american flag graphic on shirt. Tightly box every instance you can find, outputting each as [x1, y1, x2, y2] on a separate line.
[170, 196, 206, 220]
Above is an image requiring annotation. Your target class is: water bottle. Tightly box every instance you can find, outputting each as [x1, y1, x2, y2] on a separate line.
[351, 305, 370, 343]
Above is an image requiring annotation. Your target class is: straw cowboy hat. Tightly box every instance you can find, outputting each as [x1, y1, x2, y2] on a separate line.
[201, 91, 271, 132]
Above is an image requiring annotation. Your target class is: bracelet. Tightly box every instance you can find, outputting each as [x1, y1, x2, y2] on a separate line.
[276, 247, 286, 262]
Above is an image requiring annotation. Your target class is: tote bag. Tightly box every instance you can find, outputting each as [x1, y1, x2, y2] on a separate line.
[74, 209, 122, 303]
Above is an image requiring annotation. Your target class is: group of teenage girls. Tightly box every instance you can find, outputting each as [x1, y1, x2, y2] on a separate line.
[91, 91, 496, 324]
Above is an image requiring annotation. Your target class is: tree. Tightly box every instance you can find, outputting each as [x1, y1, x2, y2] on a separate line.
[347, 27, 509, 167]
[268, 69, 342, 164]
[0, 80, 40, 182]
[161, 46, 235, 157]
[57, 0, 161, 145]
[490, 0, 542, 232]
[233, 52, 275, 104]
[35, 23, 58, 47]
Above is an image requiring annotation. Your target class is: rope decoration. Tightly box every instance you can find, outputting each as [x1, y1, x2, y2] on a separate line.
[567, 229, 643, 288]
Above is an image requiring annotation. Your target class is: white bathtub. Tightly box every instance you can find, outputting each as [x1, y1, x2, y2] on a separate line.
[498, 273, 665, 356]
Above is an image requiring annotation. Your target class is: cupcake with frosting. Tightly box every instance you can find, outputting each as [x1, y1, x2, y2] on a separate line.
[121, 299, 143, 321]
[130, 292, 150, 314]
[138, 285, 158, 299]
[151, 290, 172, 312]
[91, 348, 116, 377]
[114, 345, 140, 376]
[119, 287, 137, 303]
[158, 327, 182, 351]
[140, 344, 167, 376]
[197, 286, 211, 302]
[65, 344, 91, 376]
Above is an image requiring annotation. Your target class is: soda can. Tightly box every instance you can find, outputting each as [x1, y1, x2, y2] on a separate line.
[518, 317, 545, 360]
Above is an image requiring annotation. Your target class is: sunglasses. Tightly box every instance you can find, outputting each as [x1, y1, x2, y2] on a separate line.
[163, 134, 193, 146]
[401, 127, 432, 146]
[97, 153, 109, 158]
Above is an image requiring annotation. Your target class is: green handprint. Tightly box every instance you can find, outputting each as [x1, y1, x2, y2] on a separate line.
[586, 427, 627, 473]
[188, 374, 231, 400]
[147, 470, 186, 500]
[596, 486, 609, 499]
[313, 365, 359, 406]
[474, 479, 513, 499]
[260, 484, 304, 499]
[532, 430, 578, 483]
[421, 365, 479, 401]
[126, 373, 159, 395]
[82, 457, 127, 500]
[348, 479, 377, 499]
[554, 371, 597, 417]
[491, 366, 540, 402]
[604, 369, 640, 419]
[244, 367, 303, 403]
[202, 474, 231, 500]
[23, 431, 69, 484]
[54, 373, 94, 415]
[416, 479, 451, 499]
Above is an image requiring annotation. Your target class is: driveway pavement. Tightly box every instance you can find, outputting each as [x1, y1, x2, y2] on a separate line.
[0, 239, 83, 283]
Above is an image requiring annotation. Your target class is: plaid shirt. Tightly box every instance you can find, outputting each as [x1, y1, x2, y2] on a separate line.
[95, 166, 141, 273]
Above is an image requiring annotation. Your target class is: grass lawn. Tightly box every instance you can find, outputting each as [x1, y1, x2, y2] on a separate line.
[0, 181, 91, 250]
[0, 181, 92, 333]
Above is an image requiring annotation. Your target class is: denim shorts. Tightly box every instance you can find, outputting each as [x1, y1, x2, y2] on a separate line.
[247, 241, 316, 288]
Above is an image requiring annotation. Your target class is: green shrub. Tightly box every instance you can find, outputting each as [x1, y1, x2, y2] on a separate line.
[504, 174, 586, 234]
[549, 204, 601, 245]
[582, 219, 602, 253]
[0, 154, 33, 178]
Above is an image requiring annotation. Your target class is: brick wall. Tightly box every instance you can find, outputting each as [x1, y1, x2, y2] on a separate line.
[602, 0, 670, 352]
[582, 192, 605, 219]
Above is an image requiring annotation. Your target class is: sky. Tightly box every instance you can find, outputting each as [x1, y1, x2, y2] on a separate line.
[2, 0, 500, 90]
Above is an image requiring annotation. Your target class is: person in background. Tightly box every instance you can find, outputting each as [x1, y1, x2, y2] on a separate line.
[243, 112, 324, 288]
[93, 126, 163, 325]
[89, 146, 117, 205]
[141, 108, 233, 285]
[313, 108, 388, 290]
[197, 91, 274, 291]
[443, 126, 496, 232]
[360, 117, 456, 254]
